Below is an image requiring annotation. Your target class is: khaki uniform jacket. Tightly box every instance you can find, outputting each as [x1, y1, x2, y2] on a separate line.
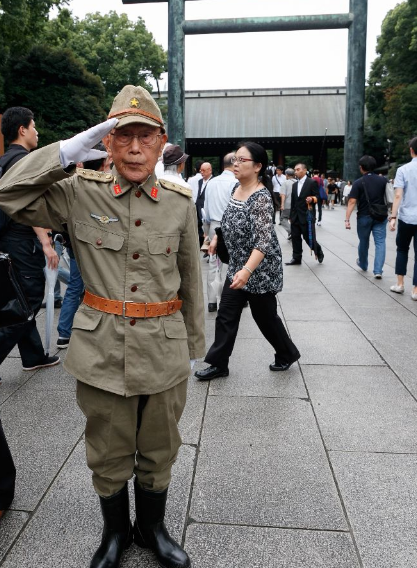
[0, 142, 205, 396]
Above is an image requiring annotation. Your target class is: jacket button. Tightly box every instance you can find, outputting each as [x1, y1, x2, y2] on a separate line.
[96, 239, 102, 246]
[131, 285, 138, 292]
[135, 190, 142, 198]
[130, 319, 136, 326]
[132, 252, 140, 260]
[135, 219, 141, 227]
[166, 247, 171, 254]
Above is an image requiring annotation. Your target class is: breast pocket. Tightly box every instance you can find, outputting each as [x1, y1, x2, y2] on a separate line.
[74, 221, 125, 251]
[148, 234, 180, 257]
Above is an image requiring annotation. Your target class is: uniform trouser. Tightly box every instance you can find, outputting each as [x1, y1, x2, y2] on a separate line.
[0, 418, 16, 510]
[291, 222, 323, 261]
[0, 236, 46, 367]
[205, 278, 300, 370]
[207, 221, 226, 303]
[76, 379, 188, 497]
[280, 209, 291, 234]
[395, 220, 417, 285]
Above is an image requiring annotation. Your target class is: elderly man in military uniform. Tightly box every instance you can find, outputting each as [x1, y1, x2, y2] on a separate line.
[0, 86, 205, 568]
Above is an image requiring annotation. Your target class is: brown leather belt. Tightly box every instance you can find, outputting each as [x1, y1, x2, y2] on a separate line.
[83, 290, 182, 318]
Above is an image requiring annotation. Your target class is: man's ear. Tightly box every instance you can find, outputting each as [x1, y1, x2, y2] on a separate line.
[159, 133, 168, 157]
[102, 134, 113, 159]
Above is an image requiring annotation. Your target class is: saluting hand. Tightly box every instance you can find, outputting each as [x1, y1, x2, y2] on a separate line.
[59, 118, 118, 168]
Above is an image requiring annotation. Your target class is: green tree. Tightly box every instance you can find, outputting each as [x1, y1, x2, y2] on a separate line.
[365, 0, 417, 164]
[0, 0, 68, 107]
[45, 9, 167, 109]
[4, 44, 106, 146]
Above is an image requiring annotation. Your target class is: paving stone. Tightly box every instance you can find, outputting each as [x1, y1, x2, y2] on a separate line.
[179, 375, 208, 445]
[331, 452, 417, 568]
[279, 293, 349, 322]
[1, 387, 84, 510]
[206, 338, 306, 398]
[0, 511, 29, 562]
[191, 397, 346, 530]
[0, 360, 35, 404]
[304, 365, 417, 452]
[185, 524, 360, 568]
[287, 321, 384, 366]
[1, 441, 195, 568]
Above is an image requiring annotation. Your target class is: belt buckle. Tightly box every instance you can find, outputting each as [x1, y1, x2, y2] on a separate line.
[122, 300, 133, 318]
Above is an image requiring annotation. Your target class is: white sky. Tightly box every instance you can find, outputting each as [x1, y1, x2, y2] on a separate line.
[60, 0, 401, 90]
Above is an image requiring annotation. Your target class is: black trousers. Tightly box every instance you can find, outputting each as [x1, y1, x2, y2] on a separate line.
[0, 418, 15, 510]
[0, 236, 46, 367]
[291, 222, 323, 261]
[205, 279, 300, 370]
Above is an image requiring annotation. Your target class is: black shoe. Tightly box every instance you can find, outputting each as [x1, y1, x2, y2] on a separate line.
[22, 355, 60, 371]
[57, 337, 70, 349]
[194, 366, 229, 380]
[91, 484, 133, 568]
[133, 482, 190, 568]
[317, 250, 324, 264]
[285, 258, 301, 266]
[269, 359, 300, 371]
[208, 303, 217, 312]
[41, 299, 62, 309]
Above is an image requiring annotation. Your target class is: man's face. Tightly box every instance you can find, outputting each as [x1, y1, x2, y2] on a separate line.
[277, 168, 284, 176]
[23, 119, 38, 150]
[200, 163, 212, 181]
[106, 123, 167, 184]
[294, 164, 307, 180]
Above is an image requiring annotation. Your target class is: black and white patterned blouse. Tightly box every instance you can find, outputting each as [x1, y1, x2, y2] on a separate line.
[221, 187, 283, 294]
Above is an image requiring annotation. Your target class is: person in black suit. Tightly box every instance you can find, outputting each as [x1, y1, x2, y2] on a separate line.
[195, 162, 213, 247]
[285, 163, 324, 265]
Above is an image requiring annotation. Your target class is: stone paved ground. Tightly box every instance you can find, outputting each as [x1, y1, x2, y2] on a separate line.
[1, 203, 417, 567]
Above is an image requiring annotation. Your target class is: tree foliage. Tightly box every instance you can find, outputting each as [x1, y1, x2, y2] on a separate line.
[365, 0, 417, 164]
[4, 44, 106, 146]
[45, 9, 167, 108]
[0, 0, 68, 107]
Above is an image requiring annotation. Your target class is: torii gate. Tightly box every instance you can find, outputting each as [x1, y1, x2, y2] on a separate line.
[122, 0, 367, 181]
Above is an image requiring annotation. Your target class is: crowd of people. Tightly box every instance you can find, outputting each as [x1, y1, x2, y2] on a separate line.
[0, 88, 416, 568]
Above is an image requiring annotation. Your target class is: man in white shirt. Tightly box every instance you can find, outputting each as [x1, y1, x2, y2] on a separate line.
[205, 153, 236, 312]
[272, 165, 286, 223]
[187, 160, 204, 203]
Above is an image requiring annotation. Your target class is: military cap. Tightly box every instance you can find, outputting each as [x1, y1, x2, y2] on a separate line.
[163, 144, 189, 166]
[108, 85, 165, 132]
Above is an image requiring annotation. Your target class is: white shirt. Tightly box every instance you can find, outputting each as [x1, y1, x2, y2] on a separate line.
[272, 173, 286, 193]
[159, 171, 192, 191]
[204, 169, 237, 222]
[188, 173, 202, 203]
[297, 175, 307, 196]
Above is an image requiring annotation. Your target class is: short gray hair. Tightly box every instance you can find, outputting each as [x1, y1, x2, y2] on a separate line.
[285, 168, 295, 176]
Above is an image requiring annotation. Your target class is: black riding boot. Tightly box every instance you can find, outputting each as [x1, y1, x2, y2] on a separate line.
[133, 480, 191, 568]
[90, 483, 133, 568]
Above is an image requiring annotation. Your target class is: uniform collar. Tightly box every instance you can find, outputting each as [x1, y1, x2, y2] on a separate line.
[110, 169, 160, 202]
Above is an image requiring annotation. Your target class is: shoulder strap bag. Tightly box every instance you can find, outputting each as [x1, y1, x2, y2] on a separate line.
[0, 253, 34, 328]
[361, 178, 388, 222]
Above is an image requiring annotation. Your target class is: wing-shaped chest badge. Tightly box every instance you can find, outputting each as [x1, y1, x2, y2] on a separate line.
[90, 213, 119, 225]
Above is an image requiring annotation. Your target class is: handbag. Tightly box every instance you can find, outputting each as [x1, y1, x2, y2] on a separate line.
[214, 227, 229, 264]
[0, 252, 34, 328]
[361, 179, 388, 222]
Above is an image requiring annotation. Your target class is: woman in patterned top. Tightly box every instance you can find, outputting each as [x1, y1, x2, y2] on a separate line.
[195, 142, 300, 380]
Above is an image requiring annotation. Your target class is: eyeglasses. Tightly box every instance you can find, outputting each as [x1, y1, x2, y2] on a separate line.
[231, 156, 254, 164]
[111, 131, 162, 147]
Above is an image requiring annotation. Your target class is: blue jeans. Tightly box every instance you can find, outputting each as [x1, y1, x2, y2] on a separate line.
[57, 248, 84, 338]
[356, 215, 388, 275]
[395, 219, 417, 285]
